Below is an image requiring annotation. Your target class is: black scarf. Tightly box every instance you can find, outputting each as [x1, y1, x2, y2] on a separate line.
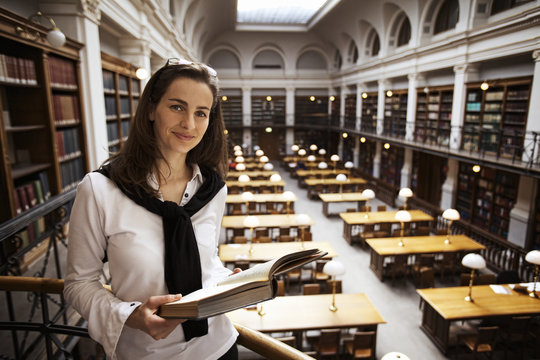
[97, 164, 225, 341]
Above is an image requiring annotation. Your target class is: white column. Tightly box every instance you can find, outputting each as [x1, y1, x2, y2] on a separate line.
[338, 136, 344, 159]
[400, 148, 413, 190]
[450, 64, 479, 150]
[328, 87, 333, 118]
[524, 50, 540, 164]
[356, 83, 365, 131]
[440, 158, 458, 209]
[285, 87, 295, 155]
[377, 80, 389, 135]
[373, 142, 382, 178]
[242, 87, 251, 154]
[119, 38, 152, 88]
[286, 129, 295, 155]
[406, 73, 421, 141]
[340, 87, 347, 128]
[508, 176, 536, 248]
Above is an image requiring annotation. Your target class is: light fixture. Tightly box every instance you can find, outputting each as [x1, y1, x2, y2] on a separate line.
[318, 161, 328, 170]
[241, 191, 254, 215]
[266, 96, 272, 101]
[259, 155, 269, 163]
[238, 174, 250, 183]
[233, 145, 242, 151]
[342, 132, 348, 138]
[329, 95, 335, 102]
[480, 81, 489, 91]
[318, 149, 327, 155]
[224, 129, 229, 135]
[398, 187, 413, 210]
[386, 90, 393, 97]
[442, 209, 460, 245]
[270, 174, 282, 192]
[265, 127, 272, 133]
[16, 11, 66, 48]
[298, 149, 307, 157]
[336, 173, 347, 193]
[296, 213, 311, 249]
[263, 163, 274, 171]
[330, 154, 340, 173]
[235, 156, 245, 163]
[525, 250, 540, 298]
[384, 143, 390, 150]
[395, 210, 411, 247]
[362, 92, 368, 99]
[291, 144, 300, 152]
[323, 260, 345, 312]
[461, 253, 486, 302]
[472, 164, 481, 173]
[360, 137, 366, 143]
[135, 67, 149, 80]
[361, 189, 376, 218]
[234, 150, 243, 157]
[309, 96, 316, 101]
[423, 87, 429, 94]
[307, 155, 316, 162]
[310, 144, 318, 151]
[255, 149, 264, 157]
[344, 161, 354, 169]
[253, 145, 261, 151]
[282, 191, 296, 214]
[243, 215, 260, 255]
[382, 352, 411, 360]
[235, 163, 246, 171]
[221, 95, 228, 101]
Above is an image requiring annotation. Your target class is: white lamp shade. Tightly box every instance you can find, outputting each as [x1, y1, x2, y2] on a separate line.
[307, 155, 316, 162]
[243, 215, 260, 228]
[525, 250, 540, 265]
[263, 163, 274, 170]
[399, 187, 413, 198]
[235, 163, 246, 171]
[330, 154, 340, 162]
[335, 174, 347, 182]
[310, 144, 318, 151]
[288, 162, 297, 168]
[270, 174, 282, 182]
[442, 208, 461, 221]
[259, 155, 269, 163]
[234, 150, 243, 156]
[381, 352, 411, 360]
[461, 253, 486, 270]
[47, 28, 66, 47]
[298, 149, 307, 156]
[291, 144, 300, 152]
[395, 210, 412, 222]
[318, 162, 328, 169]
[323, 260, 345, 276]
[361, 189, 375, 199]
[241, 191, 254, 201]
[135, 67, 149, 80]
[253, 145, 261, 151]
[255, 149, 264, 156]
[282, 191, 296, 201]
[238, 174, 250, 182]
[344, 161, 354, 168]
[295, 213, 311, 226]
[233, 145, 241, 151]
[318, 149, 327, 155]
[235, 156, 245, 163]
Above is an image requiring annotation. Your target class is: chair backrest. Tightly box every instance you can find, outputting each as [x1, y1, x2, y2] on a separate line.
[255, 228, 268, 237]
[419, 268, 435, 288]
[317, 329, 341, 355]
[315, 260, 329, 273]
[352, 331, 375, 355]
[302, 231, 313, 242]
[253, 236, 272, 243]
[475, 326, 498, 351]
[415, 226, 430, 236]
[361, 205, 372, 212]
[232, 236, 247, 244]
[276, 279, 285, 296]
[326, 279, 342, 294]
[346, 208, 357, 213]
[277, 235, 294, 242]
[377, 205, 387, 212]
[303, 283, 321, 295]
[279, 227, 289, 236]
[233, 228, 245, 237]
[418, 254, 435, 268]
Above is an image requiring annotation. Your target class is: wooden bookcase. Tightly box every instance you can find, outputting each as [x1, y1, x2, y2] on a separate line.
[330, 95, 340, 127]
[344, 94, 356, 129]
[101, 52, 141, 154]
[360, 92, 377, 132]
[415, 86, 453, 146]
[295, 96, 328, 126]
[357, 138, 375, 175]
[383, 90, 407, 138]
[0, 8, 88, 223]
[251, 96, 285, 126]
[462, 78, 531, 158]
[380, 145, 404, 187]
[221, 95, 242, 128]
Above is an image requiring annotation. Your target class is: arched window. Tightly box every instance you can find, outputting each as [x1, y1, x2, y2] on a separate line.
[208, 50, 240, 69]
[397, 17, 411, 47]
[348, 40, 358, 64]
[434, 0, 459, 34]
[370, 31, 380, 56]
[491, 0, 533, 15]
[252, 50, 284, 69]
[334, 50, 342, 70]
[296, 50, 327, 69]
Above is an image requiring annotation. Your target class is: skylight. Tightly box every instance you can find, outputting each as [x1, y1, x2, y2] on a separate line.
[236, 0, 334, 31]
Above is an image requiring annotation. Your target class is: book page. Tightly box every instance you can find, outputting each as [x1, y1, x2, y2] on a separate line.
[218, 259, 278, 286]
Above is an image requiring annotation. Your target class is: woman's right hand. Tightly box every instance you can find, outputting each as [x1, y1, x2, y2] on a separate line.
[125, 294, 186, 340]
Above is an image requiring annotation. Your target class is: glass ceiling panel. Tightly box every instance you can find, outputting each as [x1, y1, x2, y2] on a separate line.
[237, 0, 328, 24]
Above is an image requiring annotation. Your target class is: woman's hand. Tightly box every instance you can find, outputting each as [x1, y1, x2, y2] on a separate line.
[126, 294, 186, 340]
[230, 268, 243, 275]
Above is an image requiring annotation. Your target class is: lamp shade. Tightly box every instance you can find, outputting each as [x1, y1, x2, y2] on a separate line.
[263, 163, 274, 170]
[233, 145, 242, 151]
[330, 154, 340, 162]
[47, 28, 66, 47]
[270, 174, 282, 182]
[525, 250, 540, 265]
[344, 161, 354, 169]
[298, 149, 307, 156]
[243, 215, 260, 228]
[335, 174, 347, 181]
[282, 191, 296, 201]
[288, 162, 297, 168]
[442, 208, 461, 221]
[235, 156, 245, 163]
[395, 210, 411, 222]
[241, 191, 254, 201]
[234, 150, 243, 156]
[310, 144, 318, 151]
[253, 145, 261, 151]
[235, 163, 246, 171]
[291, 144, 299, 152]
[462, 253, 486, 270]
[255, 149, 264, 156]
[259, 155, 269, 163]
[307, 155, 316, 162]
[399, 187, 413, 198]
[361, 189, 375, 199]
[381, 352, 411, 360]
[318, 162, 328, 169]
[318, 149, 327, 155]
[323, 260, 345, 276]
[238, 174, 250, 183]
[295, 213, 311, 226]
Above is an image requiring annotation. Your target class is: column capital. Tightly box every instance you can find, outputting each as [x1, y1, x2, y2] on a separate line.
[453, 63, 479, 75]
[242, 86, 251, 93]
[532, 49, 540, 62]
[286, 86, 295, 93]
[81, 0, 101, 24]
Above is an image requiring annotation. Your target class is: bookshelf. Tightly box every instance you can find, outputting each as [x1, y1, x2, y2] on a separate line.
[330, 95, 340, 127]
[101, 52, 141, 154]
[295, 96, 328, 126]
[0, 8, 88, 224]
[251, 96, 285, 126]
[221, 95, 242, 127]
[344, 94, 356, 129]
[380, 145, 404, 187]
[415, 87, 453, 146]
[383, 90, 407, 138]
[455, 162, 518, 239]
[360, 92, 377, 133]
[462, 78, 531, 158]
[358, 138, 375, 175]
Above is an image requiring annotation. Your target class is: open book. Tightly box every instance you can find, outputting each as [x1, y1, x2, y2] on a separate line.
[158, 248, 327, 319]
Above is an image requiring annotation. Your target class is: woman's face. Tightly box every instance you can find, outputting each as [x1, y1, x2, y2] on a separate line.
[150, 77, 213, 161]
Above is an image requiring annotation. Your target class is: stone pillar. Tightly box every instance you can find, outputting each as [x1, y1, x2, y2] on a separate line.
[340, 87, 347, 128]
[406, 73, 421, 141]
[440, 158, 458, 209]
[508, 176, 536, 248]
[373, 142, 382, 178]
[524, 50, 540, 164]
[356, 83, 365, 131]
[242, 87, 252, 154]
[353, 136, 360, 167]
[285, 87, 295, 154]
[400, 148, 413, 190]
[377, 80, 389, 135]
[450, 64, 479, 150]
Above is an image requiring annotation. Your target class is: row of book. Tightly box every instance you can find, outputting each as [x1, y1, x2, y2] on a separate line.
[53, 94, 80, 124]
[60, 158, 85, 191]
[48, 56, 77, 89]
[107, 121, 120, 143]
[103, 70, 115, 92]
[105, 95, 118, 117]
[56, 128, 81, 159]
[0, 54, 37, 85]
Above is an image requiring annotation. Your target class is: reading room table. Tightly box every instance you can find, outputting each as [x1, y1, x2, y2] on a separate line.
[225, 192, 297, 215]
[305, 177, 367, 198]
[219, 241, 337, 264]
[226, 170, 278, 180]
[366, 234, 485, 281]
[340, 209, 434, 244]
[318, 192, 371, 217]
[225, 179, 286, 193]
[416, 284, 540, 354]
[227, 293, 386, 349]
[296, 169, 350, 187]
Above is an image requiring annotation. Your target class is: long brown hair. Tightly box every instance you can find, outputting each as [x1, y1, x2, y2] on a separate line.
[105, 62, 227, 197]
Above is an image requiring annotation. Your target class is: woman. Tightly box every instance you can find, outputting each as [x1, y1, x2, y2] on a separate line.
[64, 59, 239, 359]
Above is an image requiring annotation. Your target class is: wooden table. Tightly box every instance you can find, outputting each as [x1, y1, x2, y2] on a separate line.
[296, 169, 350, 187]
[366, 235, 485, 280]
[340, 210, 434, 244]
[219, 241, 337, 264]
[226, 193, 297, 215]
[226, 170, 278, 180]
[417, 285, 540, 354]
[222, 214, 314, 242]
[227, 293, 386, 349]
[319, 192, 370, 217]
[226, 179, 285, 193]
[305, 178, 366, 199]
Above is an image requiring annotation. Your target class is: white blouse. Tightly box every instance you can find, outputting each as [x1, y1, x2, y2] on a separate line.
[64, 165, 237, 360]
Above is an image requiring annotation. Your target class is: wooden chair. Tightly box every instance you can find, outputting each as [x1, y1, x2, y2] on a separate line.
[499, 316, 531, 360]
[276, 279, 285, 296]
[376, 205, 387, 212]
[360, 205, 371, 212]
[232, 236, 247, 244]
[388, 255, 409, 285]
[417, 267, 435, 289]
[436, 252, 458, 281]
[284, 268, 302, 292]
[313, 329, 341, 360]
[279, 227, 290, 236]
[231, 203, 243, 215]
[302, 283, 321, 295]
[312, 260, 330, 284]
[325, 279, 342, 294]
[373, 223, 391, 238]
[265, 201, 280, 214]
[415, 226, 430, 236]
[301, 231, 313, 242]
[252, 236, 272, 243]
[344, 331, 376, 359]
[255, 228, 269, 238]
[277, 235, 295, 242]
[412, 254, 435, 285]
[346, 208, 357, 213]
[458, 326, 498, 359]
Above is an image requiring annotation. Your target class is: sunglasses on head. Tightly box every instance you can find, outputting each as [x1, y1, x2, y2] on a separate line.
[165, 58, 218, 77]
